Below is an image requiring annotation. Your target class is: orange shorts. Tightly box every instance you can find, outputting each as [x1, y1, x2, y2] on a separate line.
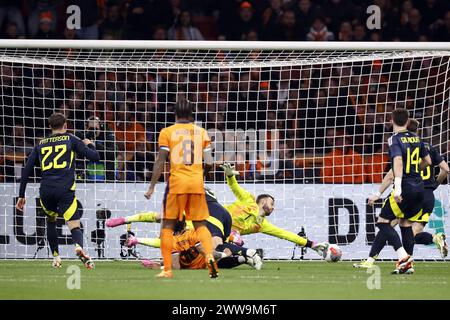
[163, 193, 209, 221]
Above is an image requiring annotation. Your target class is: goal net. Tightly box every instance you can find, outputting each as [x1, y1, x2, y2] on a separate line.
[0, 40, 449, 261]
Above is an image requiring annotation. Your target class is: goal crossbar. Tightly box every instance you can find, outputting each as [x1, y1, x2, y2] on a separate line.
[0, 40, 449, 70]
[0, 40, 449, 51]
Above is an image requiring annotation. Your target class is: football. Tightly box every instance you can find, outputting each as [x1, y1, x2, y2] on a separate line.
[323, 244, 342, 262]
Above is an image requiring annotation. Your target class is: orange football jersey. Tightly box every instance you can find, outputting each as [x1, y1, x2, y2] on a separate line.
[173, 229, 206, 269]
[159, 122, 211, 194]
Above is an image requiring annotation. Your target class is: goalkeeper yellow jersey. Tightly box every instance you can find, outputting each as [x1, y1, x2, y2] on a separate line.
[223, 176, 307, 247]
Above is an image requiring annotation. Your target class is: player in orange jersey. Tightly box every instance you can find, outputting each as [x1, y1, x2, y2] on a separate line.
[144, 100, 217, 279]
[126, 225, 260, 271]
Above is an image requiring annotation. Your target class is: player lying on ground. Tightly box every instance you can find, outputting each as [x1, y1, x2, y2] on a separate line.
[219, 163, 329, 257]
[16, 113, 100, 269]
[107, 167, 328, 260]
[143, 100, 218, 279]
[355, 119, 449, 269]
[107, 187, 263, 269]
[356, 109, 432, 274]
[124, 220, 262, 271]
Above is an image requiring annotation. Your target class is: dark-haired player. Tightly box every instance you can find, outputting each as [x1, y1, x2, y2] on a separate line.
[16, 113, 100, 269]
[144, 100, 217, 279]
[219, 163, 328, 256]
[356, 109, 432, 274]
[355, 119, 449, 269]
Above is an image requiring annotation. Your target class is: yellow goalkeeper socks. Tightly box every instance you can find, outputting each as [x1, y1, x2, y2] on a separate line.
[138, 238, 161, 248]
[125, 211, 159, 223]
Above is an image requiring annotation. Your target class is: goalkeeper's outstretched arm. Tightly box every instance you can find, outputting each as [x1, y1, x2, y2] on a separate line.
[260, 220, 326, 256]
[220, 163, 254, 203]
[260, 219, 308, 247]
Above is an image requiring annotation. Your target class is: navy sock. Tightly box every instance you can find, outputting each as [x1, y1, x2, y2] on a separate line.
[369, 224, 388, 258]
[415, 232, 433, 245]
[46, 220, 59, 256]
[71, 227, 83, 248]
[400, 226, 415, 255]
[217, 256, 242, 269]
[377, 223, 402, 251]
[216, 243, 247, 257]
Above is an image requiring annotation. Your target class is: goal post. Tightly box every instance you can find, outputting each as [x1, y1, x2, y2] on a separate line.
[0, 40, 449, 260]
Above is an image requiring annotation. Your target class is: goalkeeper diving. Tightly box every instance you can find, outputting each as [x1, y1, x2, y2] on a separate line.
[107, 163, 328, 258]
[124, 218, 262, 271]
[109, 187, 263, 270]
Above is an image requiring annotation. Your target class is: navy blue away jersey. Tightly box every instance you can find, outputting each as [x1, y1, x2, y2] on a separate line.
[422, 142, 444, 189]
[19, 133, 99, 197]
[388, 130, 429, 188]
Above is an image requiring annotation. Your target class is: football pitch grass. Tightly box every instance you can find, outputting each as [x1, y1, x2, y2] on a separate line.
[0, 260, 449, 300]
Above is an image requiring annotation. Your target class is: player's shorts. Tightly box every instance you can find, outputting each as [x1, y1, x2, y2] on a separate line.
[416, 188, 435, 224]
[163, 192, 209, 221]
[206, 201, 232, 241]
[379, 187, 424, 222]
[39, 186, 81, 221]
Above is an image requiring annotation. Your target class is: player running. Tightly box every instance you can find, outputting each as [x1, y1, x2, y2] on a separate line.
[356, 109, 432, 274]
[144, 100, 217, 279]
[355, 119, 449, 269]
[219, 163, 328, 256]
[16, 113, 100, 269]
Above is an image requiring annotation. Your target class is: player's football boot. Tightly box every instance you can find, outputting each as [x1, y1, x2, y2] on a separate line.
[106, 217, 127, 228]
[52, 256, 62, 268]
[352, 259, 375, 269]
[245, 249, 263, 270]
[250, 253, 263, 270]
[155, 270, 173, 278]
[392, 255, 414, 274]
[75, 246, 95, 270]
[229, 229, 244, 246]
[206, 254, 219, 278]
[433, 233, 448, 259]
[126, 235, 138, 247]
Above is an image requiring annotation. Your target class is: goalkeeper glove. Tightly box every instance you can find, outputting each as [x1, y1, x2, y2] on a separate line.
[220, 163, 240, 177]
[310, 241, 328, 257]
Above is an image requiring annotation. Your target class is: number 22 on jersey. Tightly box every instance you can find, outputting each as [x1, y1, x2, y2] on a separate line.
[41, 145, 68, 171]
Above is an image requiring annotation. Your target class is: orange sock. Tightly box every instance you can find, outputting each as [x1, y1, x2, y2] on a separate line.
[195, 225, 213, 257]
[160, 228, 173, 272]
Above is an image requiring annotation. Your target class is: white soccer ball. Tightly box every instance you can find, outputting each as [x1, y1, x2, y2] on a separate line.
[323, 244, 342, 262]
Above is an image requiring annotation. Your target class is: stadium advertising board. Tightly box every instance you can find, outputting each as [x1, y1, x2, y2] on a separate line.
[1, 183, 448, 260]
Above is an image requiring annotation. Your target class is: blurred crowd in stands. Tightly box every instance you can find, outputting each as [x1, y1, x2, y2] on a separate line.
[1, 58, 448, 184]
[0, 0, 450, 41]
[0, 0, 449, 185]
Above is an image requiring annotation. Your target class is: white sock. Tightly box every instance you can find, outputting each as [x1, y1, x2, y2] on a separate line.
[246, 248, 256, 258]
[396, 247, 408, 260]
[237, 256, 246, 263]
[367, 257, 375, 263]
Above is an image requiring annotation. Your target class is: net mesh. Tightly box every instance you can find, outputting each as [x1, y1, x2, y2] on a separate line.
[1, 45, 449, 260]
